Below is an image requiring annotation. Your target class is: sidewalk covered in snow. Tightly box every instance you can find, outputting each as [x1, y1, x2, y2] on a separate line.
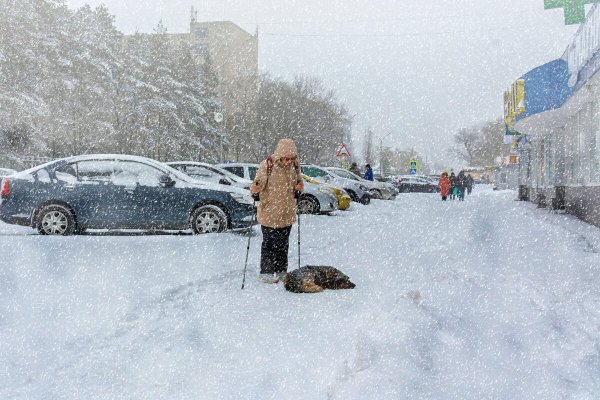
[1, 186, 599, 399]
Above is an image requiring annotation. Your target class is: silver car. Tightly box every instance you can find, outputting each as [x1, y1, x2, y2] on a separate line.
[218, 162, 337, 214]
[326, 167, 397, 200]
[301, 164, 371, 204]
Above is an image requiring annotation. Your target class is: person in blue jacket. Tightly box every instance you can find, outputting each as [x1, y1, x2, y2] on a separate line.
[364, 164, 374, 181]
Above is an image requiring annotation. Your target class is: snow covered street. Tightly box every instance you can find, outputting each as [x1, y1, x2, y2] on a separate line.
[1, 185, 600, 399]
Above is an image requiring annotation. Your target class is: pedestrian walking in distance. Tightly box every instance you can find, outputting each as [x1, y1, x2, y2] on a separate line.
[348, 162, 361, 176]
[466, 174, 474, 195]
[364, 163, 374, 181]
[438, 172, 451, 201]
[449, 172, 457, 200]
[251, 138, 304, 284]
[457, 170, 467, 201]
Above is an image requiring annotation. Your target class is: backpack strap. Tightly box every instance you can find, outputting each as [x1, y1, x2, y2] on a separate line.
[266, 156, 274, 176]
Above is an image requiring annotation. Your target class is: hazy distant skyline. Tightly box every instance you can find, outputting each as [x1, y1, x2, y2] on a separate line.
[65, 0, 579, 166]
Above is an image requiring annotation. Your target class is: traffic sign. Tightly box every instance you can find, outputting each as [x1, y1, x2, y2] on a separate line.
[409, 159, 418, 169]
[409, 169, 417, 174]
[337, 144, 351, 158]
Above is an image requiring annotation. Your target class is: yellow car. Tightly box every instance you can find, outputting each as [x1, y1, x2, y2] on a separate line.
[302, 174, 351, 210]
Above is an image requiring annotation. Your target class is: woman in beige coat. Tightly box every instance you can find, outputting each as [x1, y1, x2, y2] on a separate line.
[251, 138, 304, 283]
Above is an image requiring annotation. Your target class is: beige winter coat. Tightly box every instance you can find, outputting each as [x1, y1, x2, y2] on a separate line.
[252, 139, 303, 228]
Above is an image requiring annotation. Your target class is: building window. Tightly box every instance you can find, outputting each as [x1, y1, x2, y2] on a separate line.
[547, 134, 555, 186]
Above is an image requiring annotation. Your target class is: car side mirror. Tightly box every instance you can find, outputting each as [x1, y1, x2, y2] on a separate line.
[159, 175, 175, 187]
[219, 178, 231, 185]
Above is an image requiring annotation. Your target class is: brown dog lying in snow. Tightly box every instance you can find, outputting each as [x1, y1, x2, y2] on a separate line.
[284, 266, 356, 293]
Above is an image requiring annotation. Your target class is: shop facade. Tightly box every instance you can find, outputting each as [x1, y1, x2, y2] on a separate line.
[507, 5, 600, 228]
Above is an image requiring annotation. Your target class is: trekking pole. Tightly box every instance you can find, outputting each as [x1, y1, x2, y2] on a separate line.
[297, 198, 301, 269]
[241, 200, 256, 290]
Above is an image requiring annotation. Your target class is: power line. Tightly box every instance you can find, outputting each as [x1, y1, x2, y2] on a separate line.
[258, 24, 552, 38]
[237, 10, 544, 26]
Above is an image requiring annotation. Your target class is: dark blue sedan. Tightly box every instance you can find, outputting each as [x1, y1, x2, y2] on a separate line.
[0, 155, 256, 235]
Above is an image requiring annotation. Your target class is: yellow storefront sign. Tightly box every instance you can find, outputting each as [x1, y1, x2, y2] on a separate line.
[504, 79, 525, 124]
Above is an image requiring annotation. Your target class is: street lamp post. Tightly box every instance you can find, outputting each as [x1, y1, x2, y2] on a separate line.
[214, 111, 224, 162]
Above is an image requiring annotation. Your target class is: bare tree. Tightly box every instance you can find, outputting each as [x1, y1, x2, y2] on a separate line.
[256, 73, 352, 164]
[451, 118, 508, 167]
[452, 127, 480, 165]
[363, 129, 375, 165]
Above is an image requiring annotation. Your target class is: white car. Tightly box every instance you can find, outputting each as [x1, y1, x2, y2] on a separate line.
[216, 162, 259, 181]
[218, 162, 338, 214]
[166, 161, 252, 190]
[326, 167, 397, 200]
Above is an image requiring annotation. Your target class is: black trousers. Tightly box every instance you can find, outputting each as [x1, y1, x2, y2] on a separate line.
[260, 225, 292, 274]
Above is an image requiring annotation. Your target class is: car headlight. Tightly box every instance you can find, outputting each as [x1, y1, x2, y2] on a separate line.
[230, 192, 254, 205]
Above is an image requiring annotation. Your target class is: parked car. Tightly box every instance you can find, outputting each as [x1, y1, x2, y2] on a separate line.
[216, 162, 259, 181]
[395, 175, 439, 193]
[0, 155, 256, 235]
[166, 161, 252, 189]
[219, 162, 338, 214]
[0, 168, 17, 177]
[303, 174, 351, 211]
[326, 167, 397, 200]
[301, 164, 371, 204]
[298, 178, 338, 214]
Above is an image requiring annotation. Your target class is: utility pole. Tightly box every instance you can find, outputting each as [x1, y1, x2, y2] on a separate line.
[379, 137, 383, 177]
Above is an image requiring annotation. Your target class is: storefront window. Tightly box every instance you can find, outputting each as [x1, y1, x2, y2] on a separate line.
[573, 113, 582, 185]
[580, 106, 592, 185]
[593, 101, 600, 183]
[547, 135, 555, 186]
[566, 117, 577, 185]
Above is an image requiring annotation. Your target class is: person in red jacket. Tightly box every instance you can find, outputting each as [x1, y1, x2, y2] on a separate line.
[438, 172, 451, 201]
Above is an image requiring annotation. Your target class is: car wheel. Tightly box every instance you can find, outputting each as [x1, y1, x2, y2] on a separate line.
[346, 190, 359, 202]
[36, 204, 76, 235]
[371, 189, 382, 199]
[297, 196, 319, 214]
[191, 205, 228, 234]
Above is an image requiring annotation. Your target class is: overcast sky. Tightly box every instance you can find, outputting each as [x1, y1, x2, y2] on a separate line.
[65, 0, 580, 166]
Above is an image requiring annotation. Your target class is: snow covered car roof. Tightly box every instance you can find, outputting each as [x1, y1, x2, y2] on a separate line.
[13, 154, 252, 197]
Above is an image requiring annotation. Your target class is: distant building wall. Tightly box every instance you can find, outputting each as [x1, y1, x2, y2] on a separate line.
[189, 21, 259, 161]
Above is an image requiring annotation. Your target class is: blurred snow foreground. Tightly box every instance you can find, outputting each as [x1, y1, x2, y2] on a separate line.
[1, 185, 600, 399]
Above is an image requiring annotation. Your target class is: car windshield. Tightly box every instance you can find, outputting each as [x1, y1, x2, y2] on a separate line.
[331, 169, 360, 181]
[301, 166, 328, 178]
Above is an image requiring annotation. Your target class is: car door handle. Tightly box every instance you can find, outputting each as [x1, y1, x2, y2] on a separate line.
[64, 184, 75, 190]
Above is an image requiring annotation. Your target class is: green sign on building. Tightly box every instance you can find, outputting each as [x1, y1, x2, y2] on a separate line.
[544, 0, 600, 25]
